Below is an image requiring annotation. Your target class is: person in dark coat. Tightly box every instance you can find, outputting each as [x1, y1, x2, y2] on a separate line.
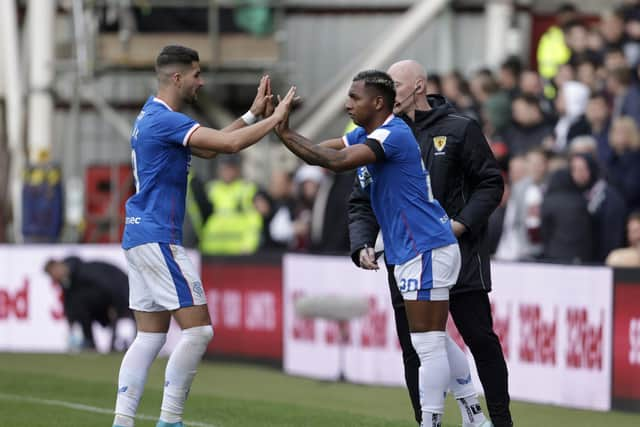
[500, 93, 555, 156]
[349, 60, 511, 427]
[45, 256, 132, 351]
[606, 116, 640, 212]
[540, 169, 594, 263]
[570, 153, 627, 262]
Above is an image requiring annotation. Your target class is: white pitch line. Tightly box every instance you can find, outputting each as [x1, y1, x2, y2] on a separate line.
[0, 392, 220, 427]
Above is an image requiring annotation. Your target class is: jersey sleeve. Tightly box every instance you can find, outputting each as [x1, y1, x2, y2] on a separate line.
[368, 126, 402, 160]
[160, 111, 200, 146]
[343, 127, 366, 147]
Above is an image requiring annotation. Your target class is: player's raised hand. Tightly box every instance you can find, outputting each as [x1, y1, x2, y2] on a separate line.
[273, 86, 297, 128]
[263, 80, 275, 119]
[249, 75, 273, 117]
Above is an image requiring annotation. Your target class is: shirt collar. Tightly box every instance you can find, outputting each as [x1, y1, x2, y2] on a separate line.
[153, 96, 173, 111]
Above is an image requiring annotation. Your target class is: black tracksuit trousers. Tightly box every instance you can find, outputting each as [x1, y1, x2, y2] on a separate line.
[386, 265, 513, 426]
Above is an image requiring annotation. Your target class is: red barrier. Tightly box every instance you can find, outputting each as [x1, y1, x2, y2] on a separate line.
[201, 256, 283, 361]
[612, 269, 640, 411]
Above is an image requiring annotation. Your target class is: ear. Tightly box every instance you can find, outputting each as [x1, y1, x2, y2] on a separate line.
[374, 95, 385, 111]
[172, 72, 182, 86]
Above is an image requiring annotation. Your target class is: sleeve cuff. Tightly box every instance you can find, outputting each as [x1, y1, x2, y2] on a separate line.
[183, 123, 201, 146]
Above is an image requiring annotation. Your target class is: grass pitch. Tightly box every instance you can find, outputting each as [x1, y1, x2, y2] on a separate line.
[0, 353, 639, 427]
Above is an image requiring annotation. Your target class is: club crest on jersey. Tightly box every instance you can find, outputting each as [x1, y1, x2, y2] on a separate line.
[433, 136, 447, 151]
[357, 166, 373, 188]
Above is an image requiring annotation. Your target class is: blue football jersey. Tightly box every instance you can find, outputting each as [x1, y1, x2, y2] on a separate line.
[122, 96, 200, 249]
[343, 115, 456, 264]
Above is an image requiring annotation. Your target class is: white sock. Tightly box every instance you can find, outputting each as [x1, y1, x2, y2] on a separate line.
[411, 331, 449, 423]
[159, 325, 214, 422]
[113, 414, 134, 427]
[114, 332, 167, 423]
[445, 335, 487, 424]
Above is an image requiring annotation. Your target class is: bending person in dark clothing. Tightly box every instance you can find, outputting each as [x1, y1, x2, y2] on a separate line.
[45, 256, 133, 351]
[349, 60, 511, 427]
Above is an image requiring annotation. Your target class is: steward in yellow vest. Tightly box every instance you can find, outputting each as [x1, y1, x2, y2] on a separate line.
[199, 157, 262, 255]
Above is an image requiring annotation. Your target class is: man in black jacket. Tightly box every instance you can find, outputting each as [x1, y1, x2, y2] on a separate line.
[45, 256, 133, 351]
[348, 60, 512, 426]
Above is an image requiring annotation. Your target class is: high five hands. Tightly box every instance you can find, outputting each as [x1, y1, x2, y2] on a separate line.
[249, 75, 273, 118]
[249, 76, 299, 133]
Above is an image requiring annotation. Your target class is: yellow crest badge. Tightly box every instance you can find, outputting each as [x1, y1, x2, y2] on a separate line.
[433, 136, 447, 151]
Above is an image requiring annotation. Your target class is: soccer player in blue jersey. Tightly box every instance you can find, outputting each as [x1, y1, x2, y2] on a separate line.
[275, 70, 460, 427]
[112, 45, 295, 427]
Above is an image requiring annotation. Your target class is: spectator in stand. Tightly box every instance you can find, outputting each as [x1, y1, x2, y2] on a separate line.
[537, 3, 578, 98]
[254, 169, 298, 251]
[494, 155, 528, 261]
[441, 70, 480, 121]
[291, 165, 326, 251]
[564, 20, 599, 67]
[540, 169, 594, 263]
[606, 66, 640, 125]
[601, 9, 627, 51]
[469, 68, 496, 107]
[604, 47, 630, 72]
[470, 69, 501, 136]
[606, 211, 640, 267]
[309, 169, 355, 254]
[623, 7, 640, 67]
[552, 80, 590, 152]
[495, 148, 549, 261]
[199, 155, 263, 255]
[575, 58, 601, 92]
[606, 116, 640, 212]
[501, 93, 554, 156]
[499, 56, 522, 100]
[519, 69, 555, 119]
[553, 63, 576, 93]
[570, 153, 627, 263]
[426, 73, 442, 94]
[585, 92, 614, 166]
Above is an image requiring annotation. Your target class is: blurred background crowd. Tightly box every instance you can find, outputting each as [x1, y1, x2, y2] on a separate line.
[4, 0, 640, 269]
[186, 1, 640, 268]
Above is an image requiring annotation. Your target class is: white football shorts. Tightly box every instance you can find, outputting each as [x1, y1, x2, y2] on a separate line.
[125, 242, 206, 312]
[393, 243, 461, 301]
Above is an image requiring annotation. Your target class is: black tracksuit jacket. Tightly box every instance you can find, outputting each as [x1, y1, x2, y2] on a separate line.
[348, 95, 504, 294]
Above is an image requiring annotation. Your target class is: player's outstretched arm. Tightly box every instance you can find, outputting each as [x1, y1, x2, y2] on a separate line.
[220, 75, 273, 132]
[189, 86, 296, 154]
[190, 146, 219, 159]
[274, 112, 376, 172]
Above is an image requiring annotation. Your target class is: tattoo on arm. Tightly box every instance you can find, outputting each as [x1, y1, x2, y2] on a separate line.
[278, 130, 344, 169]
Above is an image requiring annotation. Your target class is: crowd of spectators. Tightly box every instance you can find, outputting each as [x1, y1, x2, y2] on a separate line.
[187, 2, 640, 267]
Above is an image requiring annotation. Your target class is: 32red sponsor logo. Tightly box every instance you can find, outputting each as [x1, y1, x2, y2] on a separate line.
[566, 308, 603, 370]
[0, 279, 29, 320]
[519, 304, 557, 365]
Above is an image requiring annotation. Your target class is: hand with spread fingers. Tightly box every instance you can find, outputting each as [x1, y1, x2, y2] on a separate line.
[273, 86, 297, 129]
[249, 75, 274, 117]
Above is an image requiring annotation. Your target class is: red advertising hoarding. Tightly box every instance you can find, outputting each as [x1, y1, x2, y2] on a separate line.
[613, 269, 640, 411]
[201, 256, 283, 361]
